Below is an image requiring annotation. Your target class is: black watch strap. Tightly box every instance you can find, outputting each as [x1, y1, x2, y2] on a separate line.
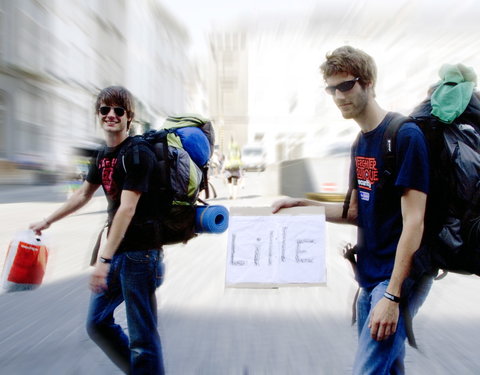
[99, 256, 112, 264]
[383, 291, 401, 303]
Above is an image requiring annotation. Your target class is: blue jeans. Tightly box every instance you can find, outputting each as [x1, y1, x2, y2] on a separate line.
[353, 277, 432, 375]
[86, 249, 165, 375]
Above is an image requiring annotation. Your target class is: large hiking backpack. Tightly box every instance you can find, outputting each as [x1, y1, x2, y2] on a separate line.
[380, 70, 480, 349]
[118, 114, 215, 245]
[377, 89, 480, 279]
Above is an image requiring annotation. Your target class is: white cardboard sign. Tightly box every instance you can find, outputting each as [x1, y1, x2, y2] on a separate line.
[226, 206, 326, 287]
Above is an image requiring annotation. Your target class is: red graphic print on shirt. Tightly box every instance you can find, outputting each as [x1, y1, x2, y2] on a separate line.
[99, 157, 120, 199]
[355, 156, 379, 191]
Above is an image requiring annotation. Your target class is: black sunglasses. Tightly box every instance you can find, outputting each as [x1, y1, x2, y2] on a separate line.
[99, 106, 126, 117]
[325, 77, 360, 95]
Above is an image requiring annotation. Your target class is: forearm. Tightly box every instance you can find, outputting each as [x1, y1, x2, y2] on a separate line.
[272, 196, 355, 224]
[100, 190, 141, 259]
[321, 202, 346, 223]
[284, 198, 344, 220]
[101, 205, 136, 259]
[386, 222, 423, 296]
[387, 189, 426, 297]
[369, 223, 423, 342]
[323, 188, 358, 225]
[45, 183, 97, 224]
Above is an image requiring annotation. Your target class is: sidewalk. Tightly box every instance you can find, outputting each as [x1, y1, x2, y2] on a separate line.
[0, 273, 118, 374]
[0, 182, 358, 375]
[1, 177, 480, 374]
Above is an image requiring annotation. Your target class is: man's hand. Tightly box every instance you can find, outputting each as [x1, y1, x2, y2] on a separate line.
[90, 262, 110, 293]
[271, 197, 305, 213]
[29, 219, 50, 236]
[368, 297, 400, 341]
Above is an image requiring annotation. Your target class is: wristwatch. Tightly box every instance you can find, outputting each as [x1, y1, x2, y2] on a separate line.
[99, 256, 112, 264]
[383, 291, 401, 303]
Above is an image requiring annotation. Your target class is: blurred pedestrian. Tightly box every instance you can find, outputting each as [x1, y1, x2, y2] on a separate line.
[30, 86, 165, 374]
[223, 139, 243, 199]
[272, 46, 432, 374]
[210, 149, 221, 177]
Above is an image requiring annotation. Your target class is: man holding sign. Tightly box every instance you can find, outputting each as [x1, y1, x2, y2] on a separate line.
[272, 46, 432, 375]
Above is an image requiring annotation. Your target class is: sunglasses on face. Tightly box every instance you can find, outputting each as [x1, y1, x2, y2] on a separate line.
[99, 106, 126, 117]
[325, 77, 360, 95]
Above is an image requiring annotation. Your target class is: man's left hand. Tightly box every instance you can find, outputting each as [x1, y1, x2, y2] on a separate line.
[90, 262, 110, 293]
[368, 297, 399, 341]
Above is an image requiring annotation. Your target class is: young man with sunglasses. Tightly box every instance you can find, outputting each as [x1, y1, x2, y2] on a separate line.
[30, 86, 165, 374]
[272, 46, 432, 374]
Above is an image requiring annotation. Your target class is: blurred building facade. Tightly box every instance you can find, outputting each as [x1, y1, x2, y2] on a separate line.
[0, 0, 190, 184]
[2, 0, 478, 184]
[204, 0, 480, 165]
[208, 31, 249, 154]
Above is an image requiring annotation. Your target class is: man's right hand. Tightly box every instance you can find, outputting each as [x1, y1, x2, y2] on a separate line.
[29, 219, 51, 236]
[271, 197, 306, 213]
[90, 262, 110, 294]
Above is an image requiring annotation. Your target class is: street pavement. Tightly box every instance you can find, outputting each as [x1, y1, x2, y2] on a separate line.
[0, 173, 480, 374]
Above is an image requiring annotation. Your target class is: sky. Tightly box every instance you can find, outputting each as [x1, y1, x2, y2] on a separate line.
[159, 0, 479, 59]
[161, 0, 320, 28]
[160, 0, 322, 55]
[158, 0, 480, 148]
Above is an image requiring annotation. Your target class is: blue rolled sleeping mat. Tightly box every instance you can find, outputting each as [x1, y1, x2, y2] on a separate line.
[195, 205, 229, 233]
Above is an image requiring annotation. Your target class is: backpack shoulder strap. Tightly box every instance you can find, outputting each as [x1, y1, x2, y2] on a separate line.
[117, 136, 146, 173]
[95, 147, 105, 168]
[342, 132, 361, 219]
[378, 113, 411, 188]
[142, 130, 174, 201]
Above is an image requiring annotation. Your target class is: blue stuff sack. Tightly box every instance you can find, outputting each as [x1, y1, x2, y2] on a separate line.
[174, 126, 211, 168]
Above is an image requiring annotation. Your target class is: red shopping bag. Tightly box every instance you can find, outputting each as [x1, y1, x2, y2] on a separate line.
[2, 230, 49, 289]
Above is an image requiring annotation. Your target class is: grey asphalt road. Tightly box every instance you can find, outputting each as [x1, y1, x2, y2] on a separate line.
[0, 173, 479, 374]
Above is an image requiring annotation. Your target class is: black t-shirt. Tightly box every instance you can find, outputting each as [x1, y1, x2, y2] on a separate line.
[87, 137, 162, 252]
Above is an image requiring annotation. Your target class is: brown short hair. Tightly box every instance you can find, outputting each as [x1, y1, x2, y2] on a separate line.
[95, 86, 135, 127]
[320, 46, 377, 92]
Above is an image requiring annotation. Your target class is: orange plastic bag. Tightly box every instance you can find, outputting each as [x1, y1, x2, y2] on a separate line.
[1, 230, 49, 292]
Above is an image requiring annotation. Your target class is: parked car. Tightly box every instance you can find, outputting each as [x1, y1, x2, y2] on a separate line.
[242, 144, 266, 171]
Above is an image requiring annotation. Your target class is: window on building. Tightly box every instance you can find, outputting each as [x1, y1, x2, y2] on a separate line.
[0, 9, 4, 59]
[0, 92, 6, 158]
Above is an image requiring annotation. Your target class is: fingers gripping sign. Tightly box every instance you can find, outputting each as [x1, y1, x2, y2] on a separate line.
[368, 297, 400, 341]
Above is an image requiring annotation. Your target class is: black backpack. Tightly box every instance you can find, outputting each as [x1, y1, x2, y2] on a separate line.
[378, 91, 480, 280]
[344, 89, 480, 281]
[97, 114, 215, 246]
